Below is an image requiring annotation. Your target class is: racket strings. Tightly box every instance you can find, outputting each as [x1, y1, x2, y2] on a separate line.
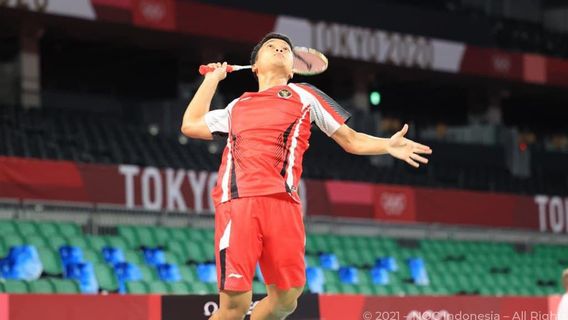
[294, 52, 314, 71]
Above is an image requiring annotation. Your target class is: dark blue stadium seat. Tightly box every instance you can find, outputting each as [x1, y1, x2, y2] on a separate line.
[59, 245, 83, 267]
[102, 246, 126, 266]
[0, 245, 43, 281]
[156, 263, 182, 282]
[65, 262, 99, 294]
[142, 248, 166, 267]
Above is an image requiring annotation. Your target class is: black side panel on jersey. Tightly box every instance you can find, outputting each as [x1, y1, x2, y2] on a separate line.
[299, 82, 351, 122]
[278, 119, 298, 177]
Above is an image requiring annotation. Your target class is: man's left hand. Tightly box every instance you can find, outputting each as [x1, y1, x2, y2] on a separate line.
[387, 124, 432, 168]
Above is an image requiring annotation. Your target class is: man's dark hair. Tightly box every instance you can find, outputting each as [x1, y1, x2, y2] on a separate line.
[250, 32, 293, 78]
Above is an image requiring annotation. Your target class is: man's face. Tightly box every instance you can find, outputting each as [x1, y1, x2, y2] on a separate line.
[253, 38, 294, 79]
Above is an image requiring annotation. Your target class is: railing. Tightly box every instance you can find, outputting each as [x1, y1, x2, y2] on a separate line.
[2, 198, 568, 245]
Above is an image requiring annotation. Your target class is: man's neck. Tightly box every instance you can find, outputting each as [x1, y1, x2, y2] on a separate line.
[257, 73, 288, 92]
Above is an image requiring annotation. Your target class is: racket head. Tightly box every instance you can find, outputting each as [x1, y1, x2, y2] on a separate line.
[292, 47, 328, 76]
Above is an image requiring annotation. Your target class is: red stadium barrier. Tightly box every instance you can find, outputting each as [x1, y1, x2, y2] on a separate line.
[413, 188, 538, 229]
[7, 294, 160, 320]
[0, 294, 561, 319]
[305, 179, 552, 232]
[460, 47, 524, 82]
[548, 295, 562, 319]
[0, 294, 8, 320]
[1, 156, 567, 233]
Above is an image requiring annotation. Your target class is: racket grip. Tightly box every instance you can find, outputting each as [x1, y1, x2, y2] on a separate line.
[199, 65, 234, 75]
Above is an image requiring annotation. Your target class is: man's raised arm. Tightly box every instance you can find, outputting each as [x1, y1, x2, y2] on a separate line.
[180, 62, 227, 140]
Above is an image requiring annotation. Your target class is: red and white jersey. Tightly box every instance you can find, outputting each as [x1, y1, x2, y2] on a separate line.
[204, 83, 350, 207]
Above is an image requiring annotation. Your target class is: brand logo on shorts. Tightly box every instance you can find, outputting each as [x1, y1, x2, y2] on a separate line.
[228, 273, 244, 279]
[278, 89, 292, 99]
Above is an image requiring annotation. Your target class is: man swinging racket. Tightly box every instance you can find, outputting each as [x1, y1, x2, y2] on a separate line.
[181, 32, 432, 320]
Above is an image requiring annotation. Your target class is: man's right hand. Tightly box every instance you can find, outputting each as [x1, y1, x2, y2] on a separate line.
[204, 62, 228, 82]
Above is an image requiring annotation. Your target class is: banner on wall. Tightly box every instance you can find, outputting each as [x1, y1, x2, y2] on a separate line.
[2, 1, 568, 86]
[0, 156, 566, 233]
[1, 293, 561, 320]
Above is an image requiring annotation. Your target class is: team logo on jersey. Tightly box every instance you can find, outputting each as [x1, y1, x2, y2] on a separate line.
[278, 89, 292, 99]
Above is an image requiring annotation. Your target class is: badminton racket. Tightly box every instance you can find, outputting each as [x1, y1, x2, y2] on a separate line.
[198, 46, 328, 76]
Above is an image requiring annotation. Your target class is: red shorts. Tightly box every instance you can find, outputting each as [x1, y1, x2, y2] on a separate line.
[214, 193, 306, 292]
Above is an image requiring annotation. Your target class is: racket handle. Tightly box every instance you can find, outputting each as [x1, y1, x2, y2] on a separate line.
[199, 65, 234, 75]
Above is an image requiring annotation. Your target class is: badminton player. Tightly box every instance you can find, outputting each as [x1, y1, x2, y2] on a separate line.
[181, 32, 432, 320]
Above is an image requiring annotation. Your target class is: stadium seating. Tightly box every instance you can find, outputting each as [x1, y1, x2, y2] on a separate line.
[354, 0, 568, 59]
[0, 218, 565, 296]
[1, 105, 567, 196]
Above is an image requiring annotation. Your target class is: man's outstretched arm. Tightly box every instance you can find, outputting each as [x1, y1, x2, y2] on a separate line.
[331, 123, 432, 168]
[180, 62, 227, 140]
